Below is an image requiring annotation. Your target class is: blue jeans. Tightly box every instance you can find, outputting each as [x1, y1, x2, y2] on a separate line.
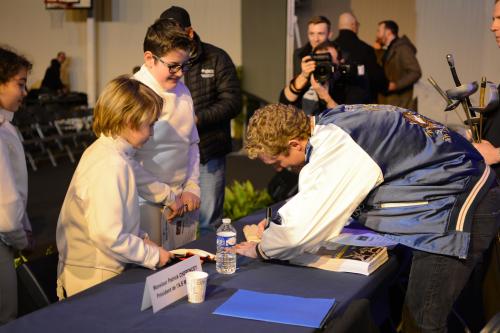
[402, 185, 500, 333]
[199, 157, 226, 235]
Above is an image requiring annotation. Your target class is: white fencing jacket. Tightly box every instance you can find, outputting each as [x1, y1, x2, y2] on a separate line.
[56, 135, 160, 274]
[0, 108, 31, 250]
[133, 66, 200, 201]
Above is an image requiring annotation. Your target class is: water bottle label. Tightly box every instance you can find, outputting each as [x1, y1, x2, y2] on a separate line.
[217, 232, 236, 248]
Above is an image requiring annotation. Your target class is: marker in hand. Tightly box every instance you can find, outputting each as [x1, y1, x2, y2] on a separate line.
[265, 207, 272, 227]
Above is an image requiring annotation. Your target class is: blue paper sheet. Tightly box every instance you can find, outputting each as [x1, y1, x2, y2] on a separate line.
[213, 289, 336, 328]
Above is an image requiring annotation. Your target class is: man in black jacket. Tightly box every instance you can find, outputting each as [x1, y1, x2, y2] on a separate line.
[334, 13, 386, 103]
[41, 51, 66, 93]
[293, 16, 332, 77]
[474, 0, 500, 175]
[160, 7, 241, 234]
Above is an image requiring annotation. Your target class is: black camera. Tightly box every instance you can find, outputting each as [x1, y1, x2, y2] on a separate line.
[334, 63, 356, 77]
[310, 53, 333, 84]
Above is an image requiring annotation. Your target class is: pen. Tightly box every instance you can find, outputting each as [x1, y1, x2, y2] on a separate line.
[265, 207, 272, 227]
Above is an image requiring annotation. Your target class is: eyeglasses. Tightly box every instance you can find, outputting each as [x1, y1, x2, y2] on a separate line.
[153, 55, 190, 74]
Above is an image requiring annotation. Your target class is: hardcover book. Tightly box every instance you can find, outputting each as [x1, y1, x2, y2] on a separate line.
[290, 243, 388, 276]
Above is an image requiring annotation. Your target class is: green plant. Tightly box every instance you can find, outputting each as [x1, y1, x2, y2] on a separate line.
[14, 252, 28, 269]
[13, 244, 56, 268]
[223, 180, 272, 221]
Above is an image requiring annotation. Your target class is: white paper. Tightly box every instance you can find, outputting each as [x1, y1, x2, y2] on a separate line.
[141, 255, 202, 313]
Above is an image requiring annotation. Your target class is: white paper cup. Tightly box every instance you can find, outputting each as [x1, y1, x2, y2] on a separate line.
[186, 271, 208, 303]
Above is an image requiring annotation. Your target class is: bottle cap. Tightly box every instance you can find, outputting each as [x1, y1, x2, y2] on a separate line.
[222, 218, 231, 224]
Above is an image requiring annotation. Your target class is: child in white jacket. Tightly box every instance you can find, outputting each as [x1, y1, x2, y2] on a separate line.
[56, 76, 173, 298]
[133, 19, 200, 249]
[0, 46, 33, 325]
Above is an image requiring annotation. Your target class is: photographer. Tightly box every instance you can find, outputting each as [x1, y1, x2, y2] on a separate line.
[280, 41, 369, 116]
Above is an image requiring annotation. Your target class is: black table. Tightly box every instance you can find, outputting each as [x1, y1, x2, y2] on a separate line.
[1, 207, 400, 333]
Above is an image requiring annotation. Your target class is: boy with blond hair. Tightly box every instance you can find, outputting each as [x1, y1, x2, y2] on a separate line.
[56, 76, 172, 298]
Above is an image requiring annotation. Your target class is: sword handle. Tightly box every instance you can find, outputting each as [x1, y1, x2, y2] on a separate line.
[446, 54, 461, 87]
[479, 77, 487, 141]
[445, 53, 475, 117]
[479, 77, 486, 108]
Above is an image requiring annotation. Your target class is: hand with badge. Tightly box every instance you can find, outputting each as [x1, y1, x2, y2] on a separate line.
[161, 200, 199, 250]
[180, 191, 200, 213]
[165, 194, 184, 222]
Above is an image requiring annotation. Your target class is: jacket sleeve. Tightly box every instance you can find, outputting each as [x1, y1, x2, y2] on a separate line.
[131, 157, 176, 206]
[195, 51, 242, 130]
[259, 125, 384, 260]
[0, 139, 28, 250]
[293, 48, 302, 77]
[394, 45, 422, 91]
[86, 160, 159, 269]
[279, 82, 309, 107]
[364, 47, 388, 95]
[279, 88, 299, 105]
[183, 113, 201, 198]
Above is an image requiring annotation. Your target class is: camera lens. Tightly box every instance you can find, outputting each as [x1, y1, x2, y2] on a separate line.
[314, 64, 331, 84]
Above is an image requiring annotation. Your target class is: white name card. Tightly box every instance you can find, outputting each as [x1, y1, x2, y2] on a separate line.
[141, 255, 202, 313]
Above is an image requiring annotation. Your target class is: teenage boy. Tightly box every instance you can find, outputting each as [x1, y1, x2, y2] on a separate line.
[56, 76, 173, 298]
[133, 19, 201, 249]
[235, 103, 500, 333]
[160, 6, 241, 234]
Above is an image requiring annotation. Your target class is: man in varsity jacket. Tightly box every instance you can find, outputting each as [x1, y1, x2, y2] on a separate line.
[236, 103, 500, 333]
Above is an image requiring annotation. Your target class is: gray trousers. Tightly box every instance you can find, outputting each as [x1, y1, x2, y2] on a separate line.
[0, 242, 16, 325]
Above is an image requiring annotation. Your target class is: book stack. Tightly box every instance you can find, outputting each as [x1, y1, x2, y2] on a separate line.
[290, 243, 388, 276]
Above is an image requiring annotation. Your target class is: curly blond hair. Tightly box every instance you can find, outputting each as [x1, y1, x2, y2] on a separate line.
[93, 75, 163, 137]
[245, 104, 311, 159]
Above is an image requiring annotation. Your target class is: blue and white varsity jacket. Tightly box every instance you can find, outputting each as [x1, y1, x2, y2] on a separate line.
[259, 104, 496, 260]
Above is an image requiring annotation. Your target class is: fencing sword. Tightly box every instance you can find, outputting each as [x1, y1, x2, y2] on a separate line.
[428, 76, 464, 123]
[446, 54, 476, 116]
[470, 80, 500, 141]
[446, 54, 480, 142]
[479, 77, 486, 141]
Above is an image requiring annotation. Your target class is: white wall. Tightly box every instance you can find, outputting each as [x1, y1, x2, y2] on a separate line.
[241, 0, 287, 103]
[0, 0, 241, 102]
[0, 3, 87, 92]
[414, 0, 500, 128]
[352, 0, 416, 50]
[97, 0, 241, 93]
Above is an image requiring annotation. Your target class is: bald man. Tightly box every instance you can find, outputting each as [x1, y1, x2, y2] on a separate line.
[334, 13, 386, 103]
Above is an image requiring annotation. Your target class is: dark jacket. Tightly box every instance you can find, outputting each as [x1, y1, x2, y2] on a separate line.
[184, 33, 242, 164]
[377, 35, 422, 110]
[334, 30, 387, 103]
[293, 43, 313, 77]
[293, 39, 372, 105]
[482, 85, 500, 176]
[279, 74, 348, 116]
[41, 59, 64, 91]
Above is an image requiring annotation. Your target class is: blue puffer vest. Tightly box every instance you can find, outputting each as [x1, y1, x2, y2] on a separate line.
[316, 104, 496, 258]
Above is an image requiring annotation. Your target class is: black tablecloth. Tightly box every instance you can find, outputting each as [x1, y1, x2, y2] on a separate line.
[1, 206, 400, 333]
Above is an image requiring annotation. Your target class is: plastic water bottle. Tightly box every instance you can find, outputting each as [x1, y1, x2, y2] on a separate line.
[216, 218, 237, 274]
